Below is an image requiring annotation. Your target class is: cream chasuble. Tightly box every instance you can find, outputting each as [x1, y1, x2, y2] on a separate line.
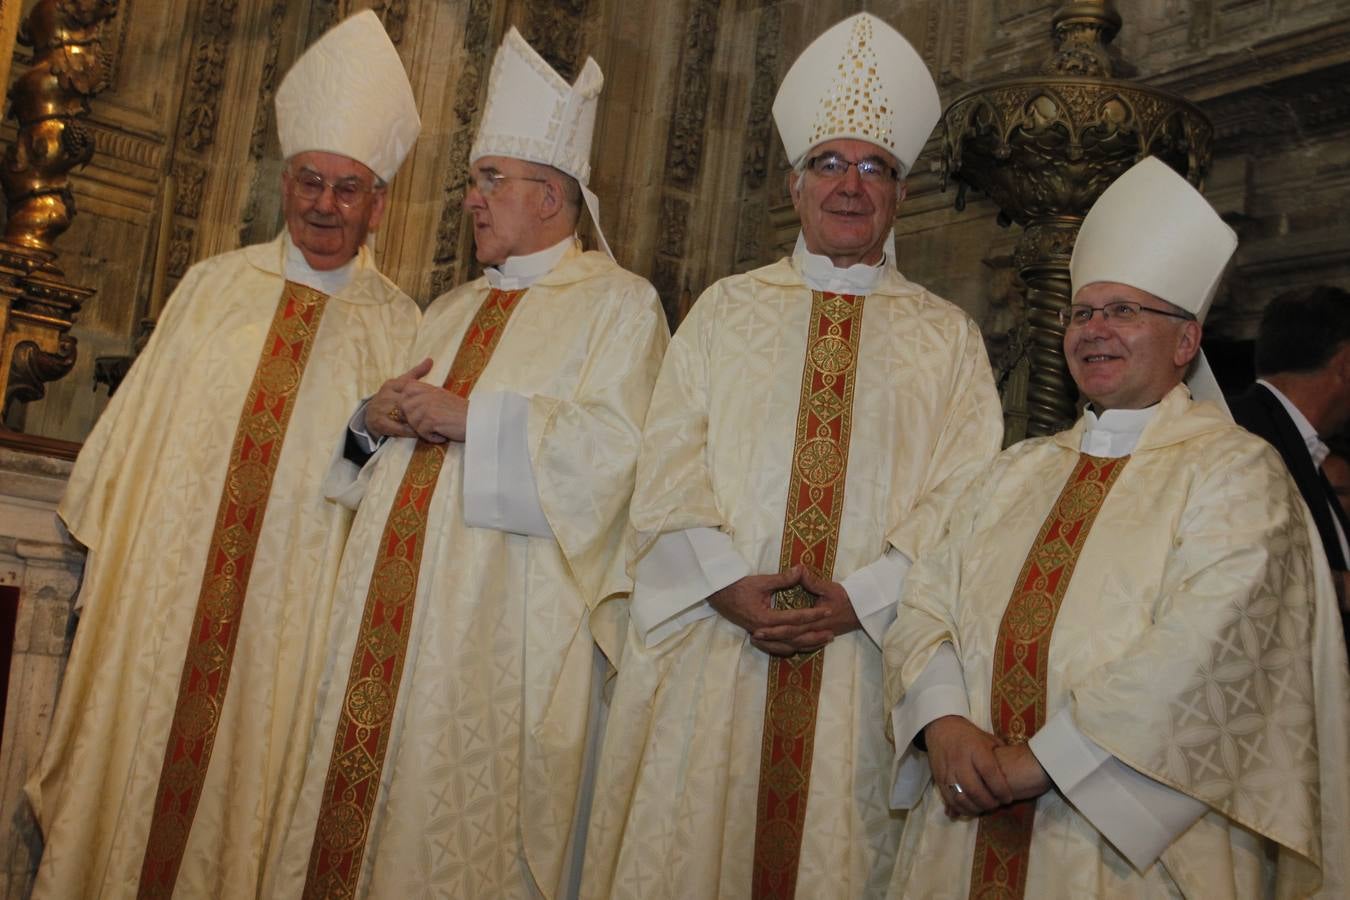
[27, 234, 419, 900]
[265, 248, 667, 899]
[582, 255, 1003, 900]
[884, 386, 1350, 899]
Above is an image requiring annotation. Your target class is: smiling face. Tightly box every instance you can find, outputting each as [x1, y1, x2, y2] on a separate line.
[1065, 282, 1202, 411]
[789, 138, 903, 267]
[282, 151, 386, 271]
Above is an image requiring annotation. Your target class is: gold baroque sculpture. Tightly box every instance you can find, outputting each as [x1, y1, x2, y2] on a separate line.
[942, 0, 1212, 437]
[0, 0, 118, 429]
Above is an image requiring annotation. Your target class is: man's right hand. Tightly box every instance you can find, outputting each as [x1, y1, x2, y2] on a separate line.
[708, 568, 831, 657]
[923, 715, 1014, 818]
[365, 358, 435, 439]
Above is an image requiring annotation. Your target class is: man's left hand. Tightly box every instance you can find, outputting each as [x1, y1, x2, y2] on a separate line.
[400, 382, 469, 444]
[750, 567, 860, 655]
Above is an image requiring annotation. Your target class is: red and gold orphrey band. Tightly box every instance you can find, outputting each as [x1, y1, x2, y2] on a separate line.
[751, 291, 864, 899]
[301, 288, 525, 899]
[137, 282, 331, 898]
[968, 454, 1129, 900]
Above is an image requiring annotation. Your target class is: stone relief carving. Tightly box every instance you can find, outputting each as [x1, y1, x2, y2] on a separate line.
[372, 0, 408, 45]
[664, 0, 718, 192]
[430, 0, 494, 297]
[734, 1, 781, 268]
[167, 224, 194, 278]
[307, 0, 343, 39]
[179, 0, 240, 152]
[522, 0, 587, 79]
[248, 0, 290, 162]
[652, 0, 719, 322]
[172, 160, 206, 219]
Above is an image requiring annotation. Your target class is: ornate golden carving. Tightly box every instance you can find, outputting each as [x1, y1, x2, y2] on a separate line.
[2, 0, 118, 252]
[941, 1, 1212, 437]
[0, 0, 118, 428]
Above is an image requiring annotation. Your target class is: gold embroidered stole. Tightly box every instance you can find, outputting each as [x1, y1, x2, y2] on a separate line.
[967, 454, 1129, 900]
[137, 282, 331, 898]
[751, 291, 863, 899]
[301, 288, 525, 900]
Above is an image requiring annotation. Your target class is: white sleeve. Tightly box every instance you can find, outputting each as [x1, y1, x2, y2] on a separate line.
[840, 548, 912, 648]
[347, 398, 382, 455]
[462, 390, 554, 537]
[1029, 708, 1207, 870]
[631, 527, 752, 647]
[323, 423, 388, 510]
[888, 642, 969, 808]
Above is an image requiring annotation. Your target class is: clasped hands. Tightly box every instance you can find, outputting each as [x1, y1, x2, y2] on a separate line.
[708, 566, 860, 657]
[922, 715, 1051, 819]
[365, 358, 468, 444]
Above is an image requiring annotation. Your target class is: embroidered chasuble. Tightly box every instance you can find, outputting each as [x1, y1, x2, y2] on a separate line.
[581, 256, 1004, 900]
[884, 387, 1350, 900]
[266, 249, 668, 900]
[27, 234, 418, 900]
[304, 287, 525, 898]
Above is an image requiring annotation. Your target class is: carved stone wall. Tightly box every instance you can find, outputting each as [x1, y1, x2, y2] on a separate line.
[1, 0, 1346, 442]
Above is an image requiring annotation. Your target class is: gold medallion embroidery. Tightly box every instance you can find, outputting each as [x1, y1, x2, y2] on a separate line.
[751, 291, 864, 899]
[137, 282, 330, 899]
[301, 289, 526, 899]
[967, 454, 1129, 900]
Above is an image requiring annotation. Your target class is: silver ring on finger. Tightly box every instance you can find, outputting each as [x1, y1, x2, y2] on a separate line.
[949, 782, 964, 795]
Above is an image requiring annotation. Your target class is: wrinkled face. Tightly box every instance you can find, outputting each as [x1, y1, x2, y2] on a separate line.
[463, 155, 551, 266]
[1065, 282, 1201, 410]
[789, 138, 903, 267]
[282, 151, 386, 271]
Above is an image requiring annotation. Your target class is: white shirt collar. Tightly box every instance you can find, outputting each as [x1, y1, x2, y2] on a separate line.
[485, 235, 577, 290]
[1257, 379, 1328, 467]
[1078, 404, 1159, 458]
[791, 233, 885, 294]
[283, 233, 357, 295]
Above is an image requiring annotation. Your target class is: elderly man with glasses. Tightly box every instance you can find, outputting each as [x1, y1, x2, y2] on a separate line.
[883, 156, 1350, 899]
[265, 27, 667, 900]
[582, 14, 1002, 899]
[26, 12, 421, 899]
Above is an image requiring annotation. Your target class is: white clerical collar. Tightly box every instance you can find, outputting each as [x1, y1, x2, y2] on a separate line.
[1257, 379, 1328, 467]
[485, 235, 578, 290]
[1079, 404, 1159, 458]
[792, 233, 885, 294]
[283, 233, 357, 295]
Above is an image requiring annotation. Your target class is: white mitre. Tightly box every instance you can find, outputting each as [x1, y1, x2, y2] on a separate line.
[275, 10, 421, 183]
[772, 12, 940, 175]
[1071, 156, 1239, 411]
[471, 27, 611, 258]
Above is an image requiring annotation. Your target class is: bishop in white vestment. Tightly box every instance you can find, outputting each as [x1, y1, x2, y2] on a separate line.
[266, 29, 667, 900]
[583, 15, 1003, 900]
[27, 13, 421, 899]
[885, 158, 1350, 899]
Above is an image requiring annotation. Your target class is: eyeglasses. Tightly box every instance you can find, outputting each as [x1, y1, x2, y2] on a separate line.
[469, 171, 548, 196]
[805, 152, 900, 183]
[286, 169, 378, 209]
[1058, 301, 1195, 328]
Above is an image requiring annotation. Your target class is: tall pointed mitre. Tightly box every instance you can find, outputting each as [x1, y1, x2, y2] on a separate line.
[470, 27, 612, 258]
[275, 10, 421, 183]
[772, 12, 940, 175]
[1071, 155, 1239, 410]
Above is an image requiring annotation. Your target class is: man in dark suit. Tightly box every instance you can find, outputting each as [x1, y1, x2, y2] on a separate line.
[1230, 285, 1350, 642]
